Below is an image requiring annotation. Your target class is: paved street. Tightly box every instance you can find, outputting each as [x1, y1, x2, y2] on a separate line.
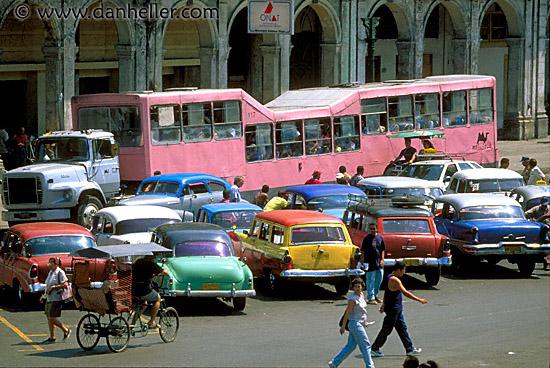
[0, 261, 548, 368]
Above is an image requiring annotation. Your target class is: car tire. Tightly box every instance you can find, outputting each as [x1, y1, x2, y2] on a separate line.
[451, 247, 466, 275]
[425, 266, 441, 286]
[12, 279, 31, 307]
[335, 280, 350, 295]
[517, 259, 535, 277]
[264, 270, 283, 296]
[232, 297, 246, 311]
[76, 195, 103, 229]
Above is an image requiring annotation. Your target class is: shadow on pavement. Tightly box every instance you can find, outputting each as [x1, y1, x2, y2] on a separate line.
[28, 340, 165, 358]
[166, 297, 246, 317]
[441, 261, 540, 280]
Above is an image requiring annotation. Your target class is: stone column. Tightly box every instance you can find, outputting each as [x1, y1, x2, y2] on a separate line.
[134, 22, 148, 91]
[340, 0, 350, 83]
[279, 34, 291, 93]
[534, 2, 548, 138]
[320, 43, 341, 86]
[199, 47, 218, 88]
[356, 0, 367, 83]
[451, 38, 468, 74]
[61, 35, 77, 130]
[250, 36, 264, 100]
[117, 45, 136, 92]
[261, 44, 281, 103]
[43, 45, 62, 131]
[503, 37, 529, 140]
[396, 40, 414, 79]
[145, 21, 164, 91]
[217, 0, 229, 88]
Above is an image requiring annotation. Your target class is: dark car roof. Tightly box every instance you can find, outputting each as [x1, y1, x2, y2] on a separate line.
[285, 184, 366, 201]
[9, 222, 94, 241]
[347, 204, 432, 218]
[154, 222, 231, 249]
[141, 173, 230, 187]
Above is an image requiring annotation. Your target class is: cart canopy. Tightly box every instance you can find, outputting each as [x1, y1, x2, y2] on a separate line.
[70, 243, 170, 258]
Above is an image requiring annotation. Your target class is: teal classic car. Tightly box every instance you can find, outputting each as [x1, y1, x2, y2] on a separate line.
[151, 223, 255, 311]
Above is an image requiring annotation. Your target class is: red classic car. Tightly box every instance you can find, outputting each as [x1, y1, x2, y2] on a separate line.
[0, 222, 110, 304]
[344, 201, 451, 286]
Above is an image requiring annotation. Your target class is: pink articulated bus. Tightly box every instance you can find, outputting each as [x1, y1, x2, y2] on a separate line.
[71, 74, 498, 194]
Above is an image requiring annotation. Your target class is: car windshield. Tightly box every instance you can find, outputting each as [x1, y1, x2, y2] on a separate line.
[383, 219, 431, 234]
[525, 197, 550, 211]
[174, 241, 233, 257]
[116, 218, 179, 235]
[290, 226, 346, 244]
[383, 187, 443, 199]
[25, 236, 95, 256]
[211, 210, 261, 230]
[35, 138, 89, 162]
[399, 165, 444, 181]
[306, 195, 358, 210]
[137, 180, 180, 195]
[465, 179, 524, 193]
[458, 205, 525, 220]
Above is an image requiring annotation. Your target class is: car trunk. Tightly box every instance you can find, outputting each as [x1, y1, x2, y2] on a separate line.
[287, 244, 355, 270]
[460, 220, 542, 244]
[383, 234, 437, 259]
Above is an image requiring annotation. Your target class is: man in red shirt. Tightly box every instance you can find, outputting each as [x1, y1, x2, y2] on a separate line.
[12, 126, 29, 168]
[305, 170, 322, 184]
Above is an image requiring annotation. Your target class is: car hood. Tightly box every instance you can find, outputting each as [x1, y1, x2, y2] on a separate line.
[119, 195, 179, 206]
[166, 256, 245, 283]
[105, 233, 152, 245]
[461, 219, 544, 242]
[8, 163, 86, 181]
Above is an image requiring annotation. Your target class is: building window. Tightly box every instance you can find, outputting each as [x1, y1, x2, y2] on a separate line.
[388, 96, 414, 132]
[442, 91, 467, 126]
[213, 101, 242, 140]
[304, 118, 332, 155]
[150, 105, 182, 145]
[276, 121, 303, 159]
[480, 3, 508, 41]
[334, 116, 360, 153]
[361, 98, 387, 134]
[414, 94, 440, 129]
[469, 88, 493, 124]
[245, 124, 273, 162]
[182, 103, 212, 142]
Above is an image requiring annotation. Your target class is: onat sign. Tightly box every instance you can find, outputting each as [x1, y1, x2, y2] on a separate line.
[248, 0, 294, 34]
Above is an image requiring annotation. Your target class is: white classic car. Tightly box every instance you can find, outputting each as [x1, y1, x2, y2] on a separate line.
[446, 168, 524, 195]
[398, 159, 482, 189]
[356, 176, 444, 207]
[92, 205, 181, 246]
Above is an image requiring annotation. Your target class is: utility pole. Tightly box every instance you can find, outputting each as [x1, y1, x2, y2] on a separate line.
[361, 17, 380, 82]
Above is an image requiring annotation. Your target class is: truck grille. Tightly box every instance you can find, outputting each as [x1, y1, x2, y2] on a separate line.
[5, 177, 43, 205]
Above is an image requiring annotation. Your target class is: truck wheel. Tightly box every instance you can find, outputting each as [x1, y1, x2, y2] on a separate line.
[517, 259, 535, 277]
[425, 266, 441, 286]
[76, 195, 103, 229]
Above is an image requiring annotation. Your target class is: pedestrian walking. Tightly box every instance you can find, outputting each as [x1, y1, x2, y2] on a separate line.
[230, 176, 244, 202]
[520, 157, 531, 183]
[361, 223, 385, 304]
[527, 159, 547, 185]
[255, 184, 270, 207]
[350, 166, 365, 187]
[42, 257, 71, 343]
[328, 278, 375, 368]
[371, 261, 427, 358]
[305, 170, 322, 184]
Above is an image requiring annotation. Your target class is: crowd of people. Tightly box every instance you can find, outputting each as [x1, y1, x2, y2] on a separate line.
[0, 126, 31, 170]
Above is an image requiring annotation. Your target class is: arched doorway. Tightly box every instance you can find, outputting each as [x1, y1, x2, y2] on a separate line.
[368, 4, 398, 82]
[545, 16, 549, 127]
[227, 8, 262, 99]
[290, 7, 322, 88]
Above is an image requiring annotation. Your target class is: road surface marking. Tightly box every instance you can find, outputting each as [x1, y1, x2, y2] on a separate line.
[27, 334, 48, 337]
[0, 314, 44, 351]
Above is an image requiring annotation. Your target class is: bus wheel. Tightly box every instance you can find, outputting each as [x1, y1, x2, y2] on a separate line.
[76, 195, 103, 229]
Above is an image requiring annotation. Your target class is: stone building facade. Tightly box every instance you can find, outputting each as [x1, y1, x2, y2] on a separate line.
[0, 0, 548, 140]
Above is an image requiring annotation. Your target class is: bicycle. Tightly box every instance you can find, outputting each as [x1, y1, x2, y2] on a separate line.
[126, 291, 179, 343]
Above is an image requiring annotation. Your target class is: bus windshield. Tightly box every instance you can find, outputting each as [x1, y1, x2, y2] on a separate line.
[35, 138, 89, 162]
[78, 106, 140, 147]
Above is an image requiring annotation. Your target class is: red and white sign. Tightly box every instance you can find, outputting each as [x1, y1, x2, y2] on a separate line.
[248, 0, 294, 34]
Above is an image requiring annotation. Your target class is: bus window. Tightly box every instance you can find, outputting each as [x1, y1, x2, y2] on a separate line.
[276, 121, 303, 159]
[304, 118, 331, 155]
[150, 105, 182, 145]
[245, 124, 274, 162]
[469, 88, 493, 124]
[78, 106, 141, 147]
[182, 103, 212, 142]
[360, 98, 387, 134]
[414, 94, 440, 129]
[334, 116, 360, 153]
[213, 101, 242, 140]
[442, 91, 467, 126]
[388, 96, 414, 132]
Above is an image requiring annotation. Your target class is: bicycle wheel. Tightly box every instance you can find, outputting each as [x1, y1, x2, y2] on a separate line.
[158, 307, 179, 343]
[76, 313, 100, 351]
[106, 316, 130, 353]
[125, 310, 148, 338]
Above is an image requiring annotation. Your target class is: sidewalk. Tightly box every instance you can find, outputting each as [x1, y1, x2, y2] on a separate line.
[498, 137, 550, 174]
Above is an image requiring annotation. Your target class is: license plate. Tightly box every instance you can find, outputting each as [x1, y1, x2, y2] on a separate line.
[403, 259, 420, 266]
[202, 283, 219, 290]
[504, 246, 522, 254]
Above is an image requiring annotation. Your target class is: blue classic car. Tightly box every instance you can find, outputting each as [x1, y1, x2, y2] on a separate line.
[285, 184, 366, 220]
[119, 173, 230, 220]
[196, 203, 263, 234]
[151, 223, 256, 311]
[433, 194, 550, 276]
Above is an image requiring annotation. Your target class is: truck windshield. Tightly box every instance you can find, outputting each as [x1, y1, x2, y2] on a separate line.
[116, 218, 179, 235]
[458, 205, 525, 220]
[399, 164, 444, 181]
[25, 236, 95, 256]
[174, 241, 233, 257]
[211, 210, 260, 230]
[35, 138, 89, 162]
[290, 226, 346, 244]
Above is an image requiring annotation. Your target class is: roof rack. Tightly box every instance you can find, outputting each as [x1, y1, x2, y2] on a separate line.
[347, 194, 428, 213]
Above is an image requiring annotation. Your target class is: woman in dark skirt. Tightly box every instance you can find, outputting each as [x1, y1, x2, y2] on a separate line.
[42, 257, 71, 343]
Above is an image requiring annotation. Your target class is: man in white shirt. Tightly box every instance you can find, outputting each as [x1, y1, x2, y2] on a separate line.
[527, 159, 547, 185]
[230, 176, 244, 202]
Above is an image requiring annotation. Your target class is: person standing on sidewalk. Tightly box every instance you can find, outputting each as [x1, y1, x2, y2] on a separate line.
[371, 262, 428, 358]
[361, 223, 385, 305]
[328, 278, 375, 368]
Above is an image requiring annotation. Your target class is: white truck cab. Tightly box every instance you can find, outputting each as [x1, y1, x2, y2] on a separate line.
[1, 130, 120, 228]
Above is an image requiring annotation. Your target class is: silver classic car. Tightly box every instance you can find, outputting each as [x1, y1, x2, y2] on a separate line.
[508, 185, 550, 211]
[433, 194, 550, 276]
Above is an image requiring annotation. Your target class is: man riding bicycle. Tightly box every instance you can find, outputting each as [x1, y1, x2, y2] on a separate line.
[132, 255, 168, 329]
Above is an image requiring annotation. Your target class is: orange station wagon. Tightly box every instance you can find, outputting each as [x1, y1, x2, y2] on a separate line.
[238, 210, 363, 295]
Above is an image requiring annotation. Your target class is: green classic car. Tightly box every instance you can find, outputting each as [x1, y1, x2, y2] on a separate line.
[151, 223, 255, 311]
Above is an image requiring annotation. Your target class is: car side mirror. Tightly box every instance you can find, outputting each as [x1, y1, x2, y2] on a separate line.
[444, 176, 451, 182]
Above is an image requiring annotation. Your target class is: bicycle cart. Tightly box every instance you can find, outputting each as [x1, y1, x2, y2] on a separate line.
[70, 243, 179, 353]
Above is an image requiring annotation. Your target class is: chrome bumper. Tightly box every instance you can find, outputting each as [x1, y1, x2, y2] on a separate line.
[458, 242, 550, 256]
[165, 287, 256, 298]
[384, 256, 452, 267]
[3, 208, 71, 222]
[279, 268, 365, 278]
